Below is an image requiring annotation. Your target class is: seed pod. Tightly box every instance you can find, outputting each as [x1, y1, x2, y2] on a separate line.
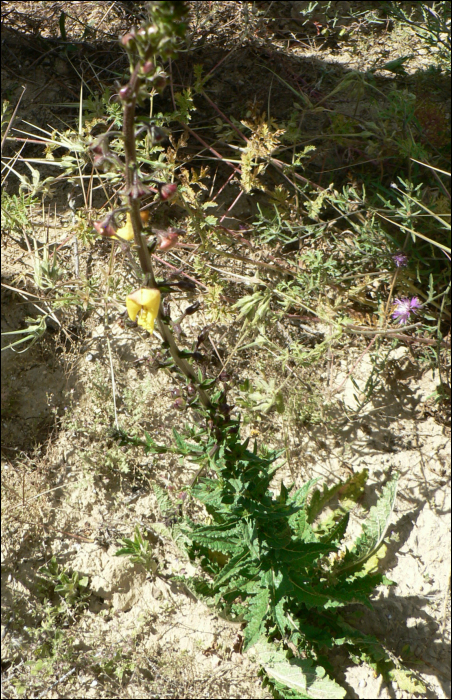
[153, 75, 167, 91]
[196, 327, 209, 346]
[184, 301, 201, 316]
[158, 231, 179, 251]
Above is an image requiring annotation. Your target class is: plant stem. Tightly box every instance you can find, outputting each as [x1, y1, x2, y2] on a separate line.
[122, 63, 211, 409]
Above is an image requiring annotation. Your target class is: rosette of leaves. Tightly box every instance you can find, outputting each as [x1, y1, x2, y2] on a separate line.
[172, 427, 423, 697]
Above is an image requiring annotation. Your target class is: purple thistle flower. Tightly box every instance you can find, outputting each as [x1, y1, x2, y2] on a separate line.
[392, 252, 408, 268]
[392, 297, 422, 324]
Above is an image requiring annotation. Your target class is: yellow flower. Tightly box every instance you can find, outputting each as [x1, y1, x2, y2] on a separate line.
[126, 288, 161, 334]
[116, 213, 134, 241]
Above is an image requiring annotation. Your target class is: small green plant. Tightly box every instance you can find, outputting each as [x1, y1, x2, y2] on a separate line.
[1, 316, 48, 354]
[252, 204, 301, 247]
[93, 649, 136, 685]
[31, 238, 62, 290]
[1, 190, 39, 235]
[37, 556, 90, 611]
[115, 525, 158, 574]
[237, 376, 285, 416]
[381, 1, 451, 65]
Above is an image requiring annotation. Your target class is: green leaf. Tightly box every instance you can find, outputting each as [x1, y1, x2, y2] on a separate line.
[252, 637, 346, 698]
[320, 512, 350, 545]
[338, 473, 399, 574]
[389, 667, 426, 694]
[213, 548, 251, 590]
[152, 483, 173, 518]
[288, 574, 335, 610]
[307, 482, 345, 523]
[273, 541, 334, 566]
[273, 597, 289, 637]
[243, 589, 270, 650]
[307, 470, 368, 523]
[172, 428, 204, 455]
[59, 11, 67, 41]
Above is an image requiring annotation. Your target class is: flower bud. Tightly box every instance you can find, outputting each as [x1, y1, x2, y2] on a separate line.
[162, 298, 171, 317]
[159, 183, 178, 201]
[142, 61, 155, 75]
[93, 153, 107, 168]
[119, 85, 133, 101]
[94, 215, 116, 238]
[392, 252, 408, 268]
[121, 173, 149, 199]
[121, 31, 136, 47]
[158, 231, 178, 251]
[197, 328, 209, 346]
[90, 143, 104, 156]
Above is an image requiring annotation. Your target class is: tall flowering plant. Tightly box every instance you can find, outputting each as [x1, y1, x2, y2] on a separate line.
[94, 1, 211, 409]
[104, 6, 407, 697]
